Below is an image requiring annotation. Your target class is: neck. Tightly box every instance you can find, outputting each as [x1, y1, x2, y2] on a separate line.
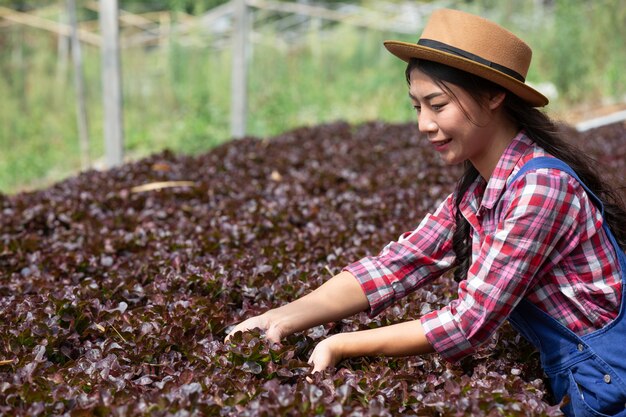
[470, 116, 519, 180]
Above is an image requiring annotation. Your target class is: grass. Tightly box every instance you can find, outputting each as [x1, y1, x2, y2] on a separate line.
[1, 0, 625, 194]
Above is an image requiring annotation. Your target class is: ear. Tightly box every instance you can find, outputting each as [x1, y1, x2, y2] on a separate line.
[487, 91, 507, 110]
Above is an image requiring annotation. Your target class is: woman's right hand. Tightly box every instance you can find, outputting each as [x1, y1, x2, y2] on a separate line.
[224, 311, 284, 344]
[224, 271, 368, 345]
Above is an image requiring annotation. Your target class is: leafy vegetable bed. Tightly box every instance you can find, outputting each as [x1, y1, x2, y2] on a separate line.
[1, 121, 625, 416]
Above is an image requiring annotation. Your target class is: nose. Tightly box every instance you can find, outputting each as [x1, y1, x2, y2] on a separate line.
[417, 110, 437, 135]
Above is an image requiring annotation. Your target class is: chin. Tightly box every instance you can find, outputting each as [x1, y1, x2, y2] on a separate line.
[440, 155, 464, 166]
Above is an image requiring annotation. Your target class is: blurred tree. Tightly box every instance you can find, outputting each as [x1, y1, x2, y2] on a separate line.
[0, 0, 367, 15]
[122, 0, 227, 14]
[547, 0, 590, 102]
[0, 0, 56, 11]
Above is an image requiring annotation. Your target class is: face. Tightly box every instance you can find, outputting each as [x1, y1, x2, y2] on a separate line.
[408, 68, 508, 174]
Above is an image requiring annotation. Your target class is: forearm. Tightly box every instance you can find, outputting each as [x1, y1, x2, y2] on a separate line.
[265, 270, 369, 337]
[332, 319, 434, 359]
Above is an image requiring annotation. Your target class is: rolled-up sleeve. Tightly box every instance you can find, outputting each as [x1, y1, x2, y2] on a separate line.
[344, 194, 457, 317]
[421, 170, 585, 363]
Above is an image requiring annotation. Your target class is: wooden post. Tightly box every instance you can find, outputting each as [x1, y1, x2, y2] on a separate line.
[230, 0, 248, 138]
[99, 0, 124, 167]
[67, 0, 91, 170]
[56, 5, 69, 87]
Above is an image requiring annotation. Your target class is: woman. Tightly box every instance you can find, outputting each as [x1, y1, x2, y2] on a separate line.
[227, 8, 626, 416]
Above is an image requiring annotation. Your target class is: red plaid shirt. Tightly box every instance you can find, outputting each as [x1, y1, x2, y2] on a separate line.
[345, 131, 622, 363]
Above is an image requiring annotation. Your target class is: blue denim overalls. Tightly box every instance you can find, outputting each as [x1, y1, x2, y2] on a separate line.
[507, 157, 626, 417]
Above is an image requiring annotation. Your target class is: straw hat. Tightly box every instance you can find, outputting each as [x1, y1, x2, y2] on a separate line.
[384, 8, 548, 107]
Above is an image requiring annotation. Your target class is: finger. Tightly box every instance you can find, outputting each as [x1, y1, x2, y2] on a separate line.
[224, 324, 247, 343]
[306, 365, 319, 383]
[309, 356, 325, 373]
[265, 327, 282, 344]
[312, 360, 327, 373]
[224, 319, 256, 342]
[224, 330, 236, 343]
[224, 324, 242, 342]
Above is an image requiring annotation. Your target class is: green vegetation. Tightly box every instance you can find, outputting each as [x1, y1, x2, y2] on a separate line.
[1, 0, 625, 194]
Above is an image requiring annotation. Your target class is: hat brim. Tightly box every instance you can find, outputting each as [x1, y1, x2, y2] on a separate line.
[384, 40, 549, 107]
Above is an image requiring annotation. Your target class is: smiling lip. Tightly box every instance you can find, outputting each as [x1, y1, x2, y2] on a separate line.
[430, 138, 452, 149]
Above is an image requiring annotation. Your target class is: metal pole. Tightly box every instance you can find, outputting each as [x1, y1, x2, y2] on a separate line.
[67, 0, 90, 170]
[99, 0, 124, 167]
[230, 0, 248, 138]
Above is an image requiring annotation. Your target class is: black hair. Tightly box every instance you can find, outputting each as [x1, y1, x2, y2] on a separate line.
[405, 58, 626, 283]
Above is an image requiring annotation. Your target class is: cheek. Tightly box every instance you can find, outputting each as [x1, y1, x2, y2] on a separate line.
[438, 112, 470, 134]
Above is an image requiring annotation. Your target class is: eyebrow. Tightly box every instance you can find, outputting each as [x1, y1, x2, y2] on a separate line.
[408, 92, 445, 101]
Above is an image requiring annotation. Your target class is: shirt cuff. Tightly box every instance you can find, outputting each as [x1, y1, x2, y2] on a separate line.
[343, 257, 406, 317]
[420, 307, 475, 363]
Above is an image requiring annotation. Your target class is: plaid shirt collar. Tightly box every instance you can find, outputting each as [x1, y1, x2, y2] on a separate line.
[460, 131, 535, 213]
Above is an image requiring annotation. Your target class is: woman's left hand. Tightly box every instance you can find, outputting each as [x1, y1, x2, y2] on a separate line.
[308, 335, 344, 373]
[307, 320, 434, 374]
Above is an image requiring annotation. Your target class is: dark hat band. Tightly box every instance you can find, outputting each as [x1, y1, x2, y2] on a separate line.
[417, 39, 525, 82]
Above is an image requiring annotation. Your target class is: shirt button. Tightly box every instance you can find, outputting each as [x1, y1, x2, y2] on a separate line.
[604, 374, 611, 384]
[577, 343, 584, 352]
[392, 282, 402, 292]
